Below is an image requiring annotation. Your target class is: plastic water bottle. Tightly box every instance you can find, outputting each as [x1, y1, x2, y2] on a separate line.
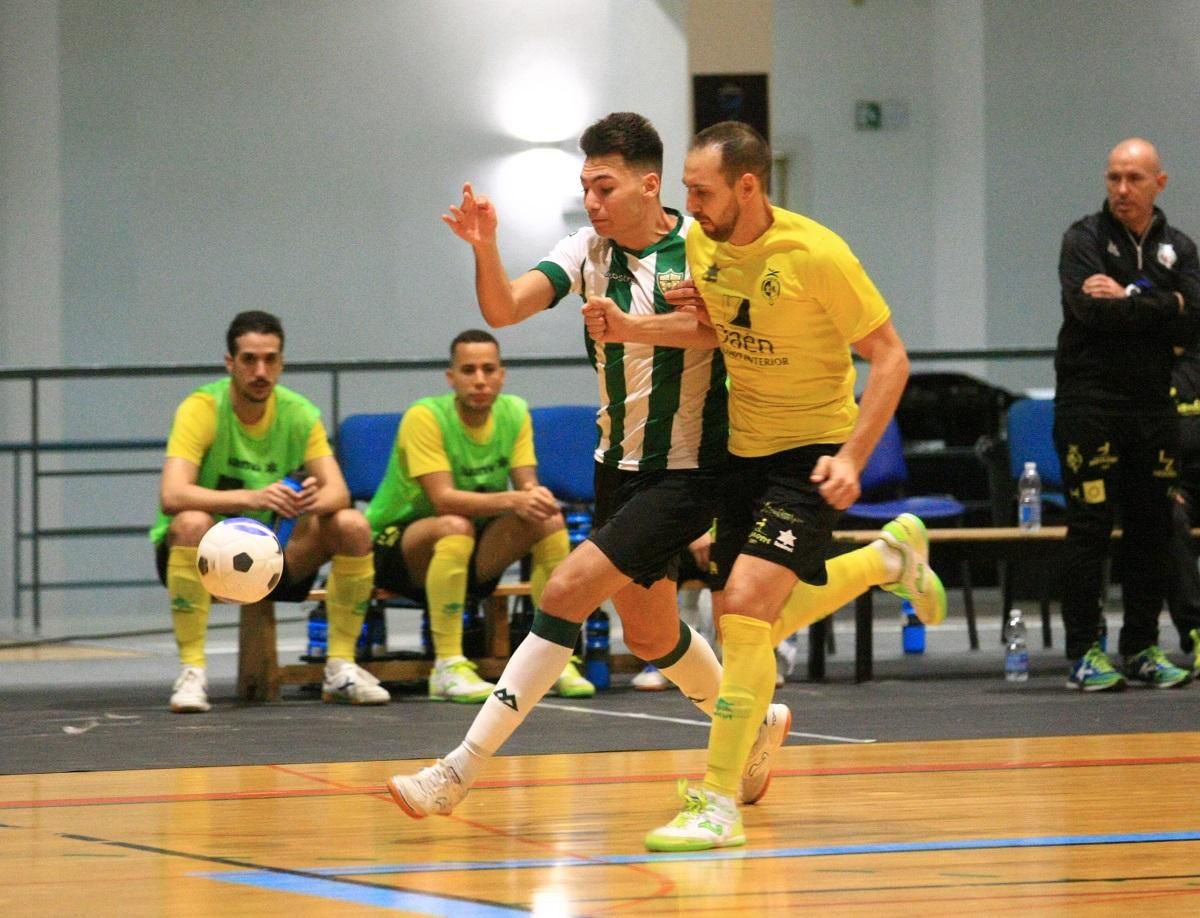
[272, 473, 305, 548]
[306, 604, 328, 660]
[565, 510, 593, 548]
[584, 609, 610, 689]
[900, 599, 925, 654]
[1004, 608, 1029, 682]
[1018, 461, 1042, 532]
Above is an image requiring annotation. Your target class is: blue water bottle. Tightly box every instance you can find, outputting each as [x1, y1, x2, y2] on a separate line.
[566, 510, 592, 548]
[273, 473, 305, 548]
[306, 604, 328, 660]
[901, 599, 925, 654]
[584, 609, 610, 689]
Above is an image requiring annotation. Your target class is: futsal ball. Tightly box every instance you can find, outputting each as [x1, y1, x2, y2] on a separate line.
[195, 517, 284, 603]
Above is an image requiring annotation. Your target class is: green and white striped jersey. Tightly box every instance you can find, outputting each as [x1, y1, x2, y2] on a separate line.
[534, 209, 728, 471]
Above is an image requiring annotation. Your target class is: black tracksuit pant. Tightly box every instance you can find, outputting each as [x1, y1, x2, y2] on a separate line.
[1054, 410, 1179, 661]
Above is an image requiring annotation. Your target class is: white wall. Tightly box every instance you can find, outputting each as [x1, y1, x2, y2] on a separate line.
[983, 0, 1200, 392]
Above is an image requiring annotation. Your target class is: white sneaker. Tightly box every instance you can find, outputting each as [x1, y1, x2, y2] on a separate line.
[644, 782, 745, 852]
[170, 665, 211, 713]
[429, 656, 495, 703]
[322, 659, 390, 705]
[775, 636, 800, 687]
[742, 702, 791, 804]
[387, 759, 469, 818]
[880, 513, 947, 625]
[632, 665, 670, 691]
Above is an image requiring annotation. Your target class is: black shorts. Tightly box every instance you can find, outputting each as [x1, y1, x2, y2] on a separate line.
[589, 461, 722, 588]
[709, 445, 843, 591]
[154, 539, 318, 603]
[372, 518, 502, 605]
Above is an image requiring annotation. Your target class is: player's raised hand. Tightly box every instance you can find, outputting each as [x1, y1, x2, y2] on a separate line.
[442, 182, 498, 247]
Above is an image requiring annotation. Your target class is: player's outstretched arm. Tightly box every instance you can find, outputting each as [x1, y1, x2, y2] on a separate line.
[582, 295, 718, 349]
[160, 457, 306, 518]
[442, 182, 555, 328]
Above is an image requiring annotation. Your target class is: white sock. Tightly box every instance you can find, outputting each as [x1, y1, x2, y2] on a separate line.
[462, 632, 572, 760]
[656, 624, 722, 717]
[873, 538, 903, 581]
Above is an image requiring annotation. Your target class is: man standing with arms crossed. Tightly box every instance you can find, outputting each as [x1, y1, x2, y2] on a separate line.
[386, 112, 791, 818]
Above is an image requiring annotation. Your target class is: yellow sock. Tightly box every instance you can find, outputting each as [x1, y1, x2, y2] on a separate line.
[167, 545, 212, 668]
[426, 534, 474, 660]
[325, 553, 374, 662]
[703, 614, 775, 799]
[771, 544, 889, 643]
[529, 529, 569, 607]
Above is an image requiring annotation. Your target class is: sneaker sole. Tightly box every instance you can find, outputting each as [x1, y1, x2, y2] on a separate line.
[428, 692, 493, 703]
[322, 692, 390, 705]
[744, 705, 792, 806]
[386, 775, 428, 820]
[632, 682, 670, 692]
[644, 829, 747, 852]
[169, 702, 211, 713]
[1065, 678, 1125, 692]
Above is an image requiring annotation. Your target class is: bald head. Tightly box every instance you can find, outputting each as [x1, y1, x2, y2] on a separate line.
[1105, 137, 1167, 235]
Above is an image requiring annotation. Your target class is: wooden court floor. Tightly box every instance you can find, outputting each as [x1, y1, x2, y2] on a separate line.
[4, 731, 1200, 916]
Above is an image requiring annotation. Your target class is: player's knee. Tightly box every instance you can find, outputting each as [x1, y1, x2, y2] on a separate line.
[329, 508, 373, 555]
[169, 511, 214, 546]
[435, 514, 474, 539]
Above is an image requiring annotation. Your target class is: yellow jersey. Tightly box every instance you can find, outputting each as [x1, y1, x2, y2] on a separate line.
[687, 206, 891, 457]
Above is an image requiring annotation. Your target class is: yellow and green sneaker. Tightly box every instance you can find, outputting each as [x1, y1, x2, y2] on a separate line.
[880, 513, 947, 625]
[1123, 645, 1191, 689]
[1189, 628, 1200, 677]
[645, 781, 745, 852]
[1067, 643, 1125, 692]
[551, 656, 595, 698]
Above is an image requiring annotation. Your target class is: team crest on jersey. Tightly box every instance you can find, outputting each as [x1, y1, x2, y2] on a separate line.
[1159, 243, 1177, 269]
[760, 269, 781, 304]
[704, 263, 720, 282]
[656, 270, 685, 293]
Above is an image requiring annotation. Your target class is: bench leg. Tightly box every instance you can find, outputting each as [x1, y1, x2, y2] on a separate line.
[855, 590, 874, 683]
[484, 594, 510, 658]
[238, 600, 281, 702]
[807, 618, 828, 682]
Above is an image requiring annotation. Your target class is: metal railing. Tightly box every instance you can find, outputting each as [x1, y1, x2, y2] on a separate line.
[1, 347, 1055, 633]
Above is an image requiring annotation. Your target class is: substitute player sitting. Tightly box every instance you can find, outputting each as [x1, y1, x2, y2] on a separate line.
[151, 310, 385, 713]
[366, 329, 593, 702]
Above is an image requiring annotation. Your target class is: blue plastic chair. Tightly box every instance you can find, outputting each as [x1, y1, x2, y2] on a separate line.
[1002, 397, 1064, 646]
[1005, 398, 1065, 509]
[529, 405, 598, 505]
[336, 412, 403, 503]
[843, 417, 978, 647]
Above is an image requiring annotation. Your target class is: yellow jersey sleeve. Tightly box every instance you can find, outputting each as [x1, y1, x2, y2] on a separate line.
[512, 413, 536, 470]
[399, 405, 452, 479]
[806, 238, 890, 343]
[165, 392, 217, 465]
[305, 419, 334, 463]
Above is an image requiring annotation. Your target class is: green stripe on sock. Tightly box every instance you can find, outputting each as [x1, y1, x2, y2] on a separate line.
[646, 620, 691, 669]
[531, 609, 582, 649]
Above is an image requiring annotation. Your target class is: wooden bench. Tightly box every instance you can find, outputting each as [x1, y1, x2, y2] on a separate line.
[238, 525, 1183, 698]
[815, 525, 1193, 684]
[236, 582, 646, 701]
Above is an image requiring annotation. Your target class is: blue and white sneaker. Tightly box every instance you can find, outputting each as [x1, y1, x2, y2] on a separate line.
[1123, 645, 1191, 689]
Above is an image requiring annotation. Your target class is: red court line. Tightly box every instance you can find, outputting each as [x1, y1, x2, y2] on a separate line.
[5, 752, 1199, 810]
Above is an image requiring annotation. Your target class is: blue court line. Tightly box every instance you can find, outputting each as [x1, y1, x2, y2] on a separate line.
[195, 829, 1200, 913]
[200, 871, 530, 916]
